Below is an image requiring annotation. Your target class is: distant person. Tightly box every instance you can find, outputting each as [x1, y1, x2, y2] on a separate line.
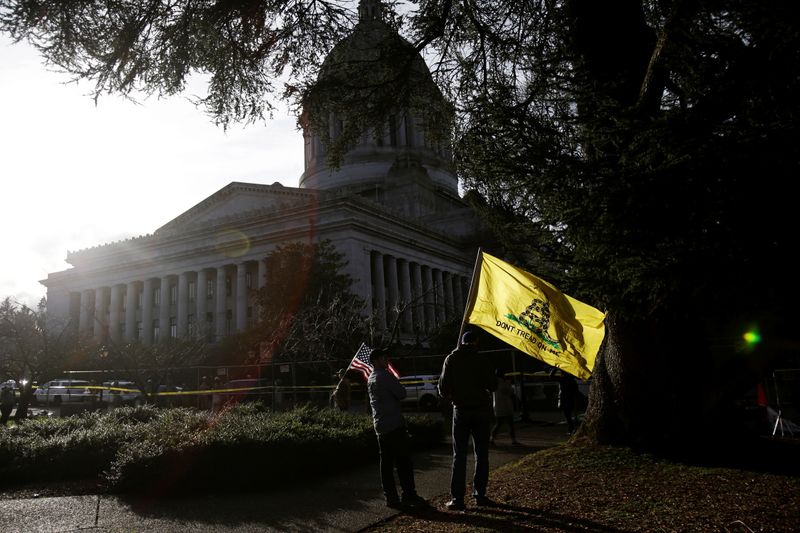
[491, 369, 520, 446]
[551, 368, 579, 434]
[211, 376, 224, 413]
[438, 330, 497, 510]
[198, 376, 211, 410]
[0, 382, 15, 426]
[367, 348, 427, 510]
[330, 369, 351, 411]
[110, 380, 122, 409]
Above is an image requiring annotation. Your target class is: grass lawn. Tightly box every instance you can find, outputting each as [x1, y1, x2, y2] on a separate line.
[365, 441, 800, 532]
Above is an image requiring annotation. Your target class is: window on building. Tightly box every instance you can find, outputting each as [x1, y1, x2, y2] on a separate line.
[120, 323, 126, 338]
[154, 287, 160, 306]
[245, 272, 252, 290]
[188, 313, 195, 334]
[225, 310, 233, 335]
[169, 317, 177, 338]
[121, 292, 127, 311]
[136, 321, 142, 340]
[206, 312, 214, 342]
[137, 290, 143, 309]
[170, 285, 178, 305]
[188, 281, 196, 303]
[153, 321, 160, 343]
[207, 279, 214, 300]
[225, 276, 232, 296]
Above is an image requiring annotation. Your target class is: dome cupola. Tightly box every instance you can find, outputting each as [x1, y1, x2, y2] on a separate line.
[299, 0, 457, 211]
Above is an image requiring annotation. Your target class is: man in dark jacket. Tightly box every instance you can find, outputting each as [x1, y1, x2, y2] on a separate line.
[438, 330, 497, 510]
[367, 348, 427, 509]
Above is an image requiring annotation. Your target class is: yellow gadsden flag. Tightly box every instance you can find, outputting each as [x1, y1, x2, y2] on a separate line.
[465, 252, 606, 380]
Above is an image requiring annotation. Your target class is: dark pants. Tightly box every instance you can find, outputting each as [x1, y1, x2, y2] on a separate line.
[451, 405, 492, 501]
[0, 405, 13, 425]
[491, 414, 516, 441]
[377, 426, 416, 503]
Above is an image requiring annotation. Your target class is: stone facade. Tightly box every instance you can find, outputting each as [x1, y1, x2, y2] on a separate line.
[40, 1, 481, 345]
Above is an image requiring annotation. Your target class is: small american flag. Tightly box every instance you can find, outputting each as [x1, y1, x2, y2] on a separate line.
[348, 342, 400, 380]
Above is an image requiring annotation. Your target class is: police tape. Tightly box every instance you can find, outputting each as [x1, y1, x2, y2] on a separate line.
[34, 377, 440, 396]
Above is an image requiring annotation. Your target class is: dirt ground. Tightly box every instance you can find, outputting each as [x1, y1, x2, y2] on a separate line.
[364, 441, 800, 533]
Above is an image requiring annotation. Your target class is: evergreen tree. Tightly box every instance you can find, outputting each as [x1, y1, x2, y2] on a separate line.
[3, 0, 797, 444]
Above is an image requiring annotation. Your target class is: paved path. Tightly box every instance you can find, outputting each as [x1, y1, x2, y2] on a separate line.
[1, 414, 568, 533]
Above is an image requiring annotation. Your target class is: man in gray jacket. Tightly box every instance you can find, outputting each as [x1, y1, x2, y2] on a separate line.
[438, 330, 497, 510]
[367, 348, 427, 509]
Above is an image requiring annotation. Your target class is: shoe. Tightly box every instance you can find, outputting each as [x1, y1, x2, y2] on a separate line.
[386, 499, 403, 510]
[474, 495, 495, 507]
[445, 499, 466, 511]
[401, 494, 429, 507]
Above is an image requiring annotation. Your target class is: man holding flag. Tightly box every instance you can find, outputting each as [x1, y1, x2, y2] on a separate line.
[438, 330, 497, 510]
[365, 348, 427, 510]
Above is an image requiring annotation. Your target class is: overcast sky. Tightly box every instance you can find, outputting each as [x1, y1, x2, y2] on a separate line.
[1, 36, 305, 308]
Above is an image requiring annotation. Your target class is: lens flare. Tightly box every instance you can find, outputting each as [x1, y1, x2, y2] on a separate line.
[215, 229, 251, 258]
[743, 330, 762, 346]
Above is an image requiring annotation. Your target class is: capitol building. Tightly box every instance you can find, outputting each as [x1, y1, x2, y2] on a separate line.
[41, 1, 481, 346]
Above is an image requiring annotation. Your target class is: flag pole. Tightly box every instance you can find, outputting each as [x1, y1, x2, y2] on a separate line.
[456, 247, 484, 349]
[331, 349, 358, 405]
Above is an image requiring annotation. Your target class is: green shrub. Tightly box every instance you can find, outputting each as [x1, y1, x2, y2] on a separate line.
[0, 405, 444, 494]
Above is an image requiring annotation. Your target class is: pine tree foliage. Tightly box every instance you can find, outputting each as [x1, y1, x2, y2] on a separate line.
[253, 240, 368, 364]
[0, 0, 356, 128]
[3, 0, 798, 444]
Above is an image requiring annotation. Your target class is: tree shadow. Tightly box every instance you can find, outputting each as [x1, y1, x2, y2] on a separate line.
[389, 501, 634, 533]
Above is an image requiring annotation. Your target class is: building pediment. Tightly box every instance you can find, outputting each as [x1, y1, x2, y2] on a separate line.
[155, 181, 315, 234]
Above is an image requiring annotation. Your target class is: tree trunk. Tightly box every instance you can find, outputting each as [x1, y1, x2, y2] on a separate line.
[578, 311, 676, 446]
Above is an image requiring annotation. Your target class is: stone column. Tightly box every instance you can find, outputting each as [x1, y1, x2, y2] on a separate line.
[433, 269, 445, 326]
[216, 266, 227, 340]
[422, 266, 435, 332]
[371, 251, 386, 331]
[444, 272, 456, 321]
[177, 272, 189, 337]
[457, 275, 466, 317]
[78, 289, 92, 337]
[340, 241, 371, 306]
[141, 279, 154, 345]
[196, 269, 207, 339]
[125, 281, 137, 341]
[159, 276, 171, 340]
[411, 263, 424, 333]
[109, 285, 122, 342]
[258, 258, 268, 289]
[236, 261, 248, 332]
[398, 259, 413, 334]
[94, 287, 107, 341]
[385, 255, 399, 328]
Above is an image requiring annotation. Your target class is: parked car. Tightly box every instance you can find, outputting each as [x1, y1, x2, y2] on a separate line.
[33, 380, 93, 406]
[399, 374, 440, 411]
[511, 372, 590, 411]
[211, 378, 271, 407]
[100, 380, 144, 406]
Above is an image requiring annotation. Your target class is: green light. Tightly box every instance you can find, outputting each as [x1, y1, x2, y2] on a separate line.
[743, 330, 761, 345]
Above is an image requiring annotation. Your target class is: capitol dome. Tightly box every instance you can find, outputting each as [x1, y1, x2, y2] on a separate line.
[299, 0, 458, 211]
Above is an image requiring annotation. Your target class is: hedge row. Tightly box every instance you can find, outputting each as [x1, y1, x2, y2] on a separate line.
[0, 404, 444, 494]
